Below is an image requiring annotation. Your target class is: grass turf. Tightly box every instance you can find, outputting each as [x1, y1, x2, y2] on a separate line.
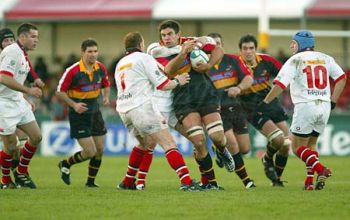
[1, 156, 349, 220]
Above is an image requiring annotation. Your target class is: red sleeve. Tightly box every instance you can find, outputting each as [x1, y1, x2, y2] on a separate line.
[273, 79, 287, 90]
[0, 70, 14, 77]
[99, 62, 110, 88]
[334, 73, 346, 84]
[156, 79, 170, 90]
[57, 65, 78, 92]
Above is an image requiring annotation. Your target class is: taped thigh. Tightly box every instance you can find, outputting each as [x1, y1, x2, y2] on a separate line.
[186, 126, 205, 138]
[267, 129, 284, 143]
[206, 120, 224, 135]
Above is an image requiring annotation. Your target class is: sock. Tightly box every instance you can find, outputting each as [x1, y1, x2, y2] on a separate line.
[264, 143, 277, 161]
[87, 157, 102, 184]
[275, 153, 288, 180]
[136, 149, 153, 187]
[196, 159, 209, 185]
[66, 151, 88, 167]
[296, 146, 324, 174]
[305, 151, 318, 186]
[11, 158, 20, 171]
[305, 165, 314, 186]
[232, 153, 251, 186]
[165, 148, 192, 185]
[123, 146, 145, 186]
[196, 153, 217, 186]
[0, 151, 13, 184]
[17, 142, 37, 174]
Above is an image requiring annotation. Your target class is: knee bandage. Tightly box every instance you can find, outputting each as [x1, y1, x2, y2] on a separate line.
[267, 129, 284, 143]
[283, 137, 292, 147]
[206, 120, 224, 135]
[187, 126, 205, 137]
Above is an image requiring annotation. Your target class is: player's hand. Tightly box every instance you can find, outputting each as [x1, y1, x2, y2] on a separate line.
[27, 87, 42, 98]
[256, 101, 270, 114]
[33, 78, 45, 88]
[225, 86, 241, 97]
[74, 102, 88, 114]
[175, 73, 191, 86]
[331, 101, 336, 110]
[193, 62, 211, 73]
[103, 97, 110, 106]
[180, 41, 196, 56]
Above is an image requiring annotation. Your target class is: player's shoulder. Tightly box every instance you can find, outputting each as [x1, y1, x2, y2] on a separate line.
[257, 53, 279, 62]
[65, 61, 80, 74]
[2, 43, 21, 56]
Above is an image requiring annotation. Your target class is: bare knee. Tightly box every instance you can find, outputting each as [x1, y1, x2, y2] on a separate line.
[83, 147, 97, 158]
[29, 134, 42, 146]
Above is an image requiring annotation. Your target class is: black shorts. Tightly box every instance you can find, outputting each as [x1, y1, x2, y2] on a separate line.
[69, 110, 107, 139]
[173, 71, 220, 123]
[243, 99, 288, 130]
[221, 103, 249, 134]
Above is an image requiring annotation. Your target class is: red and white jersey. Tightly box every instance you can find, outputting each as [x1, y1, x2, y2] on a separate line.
[273, 51, 346, 104]
[0, 43, 30, 101]
[115, 51, 170, 113]
[148, 42, 182, 112]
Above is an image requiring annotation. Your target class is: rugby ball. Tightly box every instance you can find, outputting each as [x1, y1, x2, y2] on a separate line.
[190, 49, 209, 67]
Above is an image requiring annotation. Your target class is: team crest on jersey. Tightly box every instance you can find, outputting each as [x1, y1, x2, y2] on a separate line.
[10, 60, 15, 66]
[225, 65, 232, 71]
[261, 70, 268, 76]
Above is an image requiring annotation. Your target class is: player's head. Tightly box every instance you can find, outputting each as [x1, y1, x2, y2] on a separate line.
[81, 38, 98, 65]
[17, 23, 39, 51]
[208, 32, 223, 47]
[239, 34, 258, 63]
[124, 32, 144, 52]
[0, 28, 15, 50]
[292, 30, 314, 53]
[158, 20, 181, 48]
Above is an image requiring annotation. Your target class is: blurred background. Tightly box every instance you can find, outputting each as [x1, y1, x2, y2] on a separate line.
[1, 0, 349, 157]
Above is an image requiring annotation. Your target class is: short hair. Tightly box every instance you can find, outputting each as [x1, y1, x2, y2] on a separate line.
[239, 34, 258, 49]
[208, 32, 222, 40]
[81, 38, 98, 51]
[17, 23, 38, 37]
[124, 32, 143, 50]
[158, 20, 181, 34]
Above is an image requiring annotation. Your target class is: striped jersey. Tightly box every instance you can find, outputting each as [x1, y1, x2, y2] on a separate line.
[207, 53, 251, 107]
[57, 59, 110, 113]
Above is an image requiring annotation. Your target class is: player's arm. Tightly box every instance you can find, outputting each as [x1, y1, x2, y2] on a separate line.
[331, 74, 347, 108]
[55, 91, 88, 114]
[194, 36, 224, 73]
[226, 75, 253, 97]
[0, 73, 42, 98]
[102, 87, 110, 106]
[164, 40, 196, 77]
[161, 73, 190, 90]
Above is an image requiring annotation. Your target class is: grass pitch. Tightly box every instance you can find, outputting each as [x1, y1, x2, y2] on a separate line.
[1, 156, 349, 220]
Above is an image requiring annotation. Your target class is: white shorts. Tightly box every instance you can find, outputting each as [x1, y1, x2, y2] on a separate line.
[291, 100, 331, 135]
[161, 111, 178, 129]
[0, 99, 35, 135]
[119, 101, 168, 137]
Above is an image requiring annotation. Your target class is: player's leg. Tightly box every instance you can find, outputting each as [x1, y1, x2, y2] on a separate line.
[259, 120, 285, 185]
[15, 119, 41, 188]
[181, 112, 218, 188]
[0, 133, 18, 189]
[274, 121, 290, 184]
[149, 127, 201, 191]
[203, 112, 235, 173]
[291, 102, 331, 190]
[85, 111, 107, 187]
[225, 129, 255, 188]
[303, 135, 318, 190]
[12, 128, 28, 172]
